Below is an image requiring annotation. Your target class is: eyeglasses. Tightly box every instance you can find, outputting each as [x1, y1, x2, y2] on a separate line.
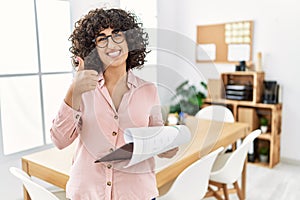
[93, 30, 125, 48]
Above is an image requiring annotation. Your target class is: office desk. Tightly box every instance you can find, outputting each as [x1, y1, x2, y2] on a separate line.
[22, 117, 249, 200]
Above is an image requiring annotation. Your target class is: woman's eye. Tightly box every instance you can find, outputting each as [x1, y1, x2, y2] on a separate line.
[98, 37, 107, 42]
[115, 33, 122, 38]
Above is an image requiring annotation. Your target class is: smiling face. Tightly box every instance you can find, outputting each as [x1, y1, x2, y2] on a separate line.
[95, 28, 129, 70]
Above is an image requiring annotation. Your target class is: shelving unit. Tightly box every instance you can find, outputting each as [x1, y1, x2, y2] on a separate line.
[205, 71, 282, 168]
[221, 71, 265, 103]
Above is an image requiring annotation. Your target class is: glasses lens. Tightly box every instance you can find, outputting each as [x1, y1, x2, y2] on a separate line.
[112, 32, 125, 44]
[96, 36, 108, 48]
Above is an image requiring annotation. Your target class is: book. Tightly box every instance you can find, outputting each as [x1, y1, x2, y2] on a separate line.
[95, 125, 191, 168]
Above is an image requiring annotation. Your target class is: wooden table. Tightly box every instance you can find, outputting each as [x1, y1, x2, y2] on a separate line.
[22, 117, 249, 200]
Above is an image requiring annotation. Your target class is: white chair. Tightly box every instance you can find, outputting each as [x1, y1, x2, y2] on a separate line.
[195, 105, 234, 123]
[207, 129, 262, 200]
[195, 105, 237, 151]
[157, 147, 224, 200]
[9, 167, 61, 200]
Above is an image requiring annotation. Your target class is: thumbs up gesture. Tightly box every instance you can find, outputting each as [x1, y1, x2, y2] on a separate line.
[72, 56, 99, 96]
[64, 56, 99, 110]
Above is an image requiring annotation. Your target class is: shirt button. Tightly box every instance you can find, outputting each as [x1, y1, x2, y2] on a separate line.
[75, 114, 80, 119]
[107, 164, 112, 169]
[109, 148, 114, 152]
[112, 131, 117, 136]
[114, 115, 118, 119]
[107, 181, 112, 186]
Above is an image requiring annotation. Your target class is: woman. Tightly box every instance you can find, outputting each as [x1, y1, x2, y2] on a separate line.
[51, 8, 177, 200]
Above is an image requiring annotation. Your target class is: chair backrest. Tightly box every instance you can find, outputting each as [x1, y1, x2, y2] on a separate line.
[195, 105, 234, 123]
[210, 129, 261, 184]
[9, 167, 59, 200]
[159, 147, 224, 200]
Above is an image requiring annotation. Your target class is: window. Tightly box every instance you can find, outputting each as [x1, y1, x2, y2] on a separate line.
[0, 0, 72, 155]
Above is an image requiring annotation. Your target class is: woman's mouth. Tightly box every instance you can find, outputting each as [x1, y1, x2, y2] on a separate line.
[107, 50, 121, 58]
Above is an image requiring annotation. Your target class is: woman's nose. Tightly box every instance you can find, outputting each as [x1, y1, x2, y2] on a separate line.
[106, 36, 116, 48]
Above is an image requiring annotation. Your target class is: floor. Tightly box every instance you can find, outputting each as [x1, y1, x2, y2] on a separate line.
[204, 162, 300, 200]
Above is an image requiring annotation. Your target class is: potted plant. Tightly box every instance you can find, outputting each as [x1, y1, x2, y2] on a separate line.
[169, 80, 207, 116]
[259, 117, 268, 133]
[259, 146, 269, 163]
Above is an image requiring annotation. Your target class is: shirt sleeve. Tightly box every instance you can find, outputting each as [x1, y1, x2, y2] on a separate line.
[149, 85, 164, 127]
[50, 101, 82, 149]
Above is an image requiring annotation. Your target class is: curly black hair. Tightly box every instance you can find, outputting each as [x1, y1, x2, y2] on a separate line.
[69, 8, 149, 71]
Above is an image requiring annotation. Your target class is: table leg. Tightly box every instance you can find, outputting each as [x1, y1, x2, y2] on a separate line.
[22, 159, 31, 200]
[241, 160, 247, 200]
[241, 128, 249, 200]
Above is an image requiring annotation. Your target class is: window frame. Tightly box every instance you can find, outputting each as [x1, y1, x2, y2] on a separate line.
[0, 0, 73, 159]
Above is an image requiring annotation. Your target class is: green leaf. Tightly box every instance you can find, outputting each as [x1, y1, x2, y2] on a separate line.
[259, 147, 269, 155]
[260, 117, 268, 126]
[170, 80, 208, 115]
[188, 96, 199, 105]
[176, 80, 189, 92]
[169, 104, 181, 113]
[200, 81, 207, 89]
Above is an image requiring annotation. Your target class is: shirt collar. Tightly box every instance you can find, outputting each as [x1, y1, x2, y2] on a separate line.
[127, 70, 138, 88]
[98, 70, 137, 88]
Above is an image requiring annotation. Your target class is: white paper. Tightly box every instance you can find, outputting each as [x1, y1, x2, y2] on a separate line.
[227, 44, 250, 61]
[197, 44, 216, 61]
[123, 125, 191, 168]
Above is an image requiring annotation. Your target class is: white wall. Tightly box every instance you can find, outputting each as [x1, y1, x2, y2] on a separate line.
[69, 0, 120, 27]
[157, 0, 300, 161]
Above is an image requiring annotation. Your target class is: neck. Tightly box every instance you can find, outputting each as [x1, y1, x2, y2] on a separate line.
[104, 65, 127, 85]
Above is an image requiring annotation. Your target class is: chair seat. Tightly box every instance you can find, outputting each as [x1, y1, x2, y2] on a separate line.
[52, 190, 67, 200]
[157, 147, 224, 200]
[211, 152, 232, 173]
[210, 152, 236, 184]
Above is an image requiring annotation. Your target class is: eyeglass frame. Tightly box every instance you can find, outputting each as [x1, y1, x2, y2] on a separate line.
[92, 30, 126, 48]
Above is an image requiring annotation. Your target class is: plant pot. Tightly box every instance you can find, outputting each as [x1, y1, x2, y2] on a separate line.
[260, 125, 268, 133]
[259, 154, 268, 163]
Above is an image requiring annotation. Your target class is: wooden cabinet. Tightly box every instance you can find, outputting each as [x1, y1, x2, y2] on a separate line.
[221, 71, 265, 103]
[205, 71, 282, 168]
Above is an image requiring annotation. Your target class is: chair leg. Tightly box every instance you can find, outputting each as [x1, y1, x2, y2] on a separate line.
[222, 184, 229, 200]
[233, 181, 243, 200]
[207, 185, 223, 200]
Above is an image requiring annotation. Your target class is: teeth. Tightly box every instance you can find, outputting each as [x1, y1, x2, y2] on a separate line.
[107, 51, 121, 58]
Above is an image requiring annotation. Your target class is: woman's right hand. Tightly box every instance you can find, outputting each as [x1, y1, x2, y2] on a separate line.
[65, 57, 99, 110]
[72, 56, 99, 97]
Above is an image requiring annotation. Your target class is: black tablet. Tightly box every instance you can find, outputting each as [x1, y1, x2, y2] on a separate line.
[94, 143, 134, 163]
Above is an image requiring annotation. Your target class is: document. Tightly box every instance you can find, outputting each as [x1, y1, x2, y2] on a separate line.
[95, 125, 191, 168]
[227, 44, 250, 61]
[196, 44, 216, 61]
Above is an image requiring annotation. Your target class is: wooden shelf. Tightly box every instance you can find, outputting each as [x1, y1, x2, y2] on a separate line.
[205, 71, 282, 168]
[248, 160, 269, 168]
[205, 98, 282, 109]
[258, 133, 271, 141]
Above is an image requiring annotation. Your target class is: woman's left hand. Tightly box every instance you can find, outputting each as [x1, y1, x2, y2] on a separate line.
[157, 147, 179, 159]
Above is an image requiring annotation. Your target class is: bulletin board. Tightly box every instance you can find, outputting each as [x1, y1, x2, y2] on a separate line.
[196, 20, 253, 64]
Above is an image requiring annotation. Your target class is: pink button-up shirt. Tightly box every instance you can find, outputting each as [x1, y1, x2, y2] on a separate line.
[50, 70, 164, 200]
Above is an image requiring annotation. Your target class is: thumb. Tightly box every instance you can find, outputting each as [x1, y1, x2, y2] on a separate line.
[76, 56, 84, 71]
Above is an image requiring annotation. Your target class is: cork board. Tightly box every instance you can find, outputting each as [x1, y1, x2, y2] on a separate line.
[196, 21, 253, 64]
